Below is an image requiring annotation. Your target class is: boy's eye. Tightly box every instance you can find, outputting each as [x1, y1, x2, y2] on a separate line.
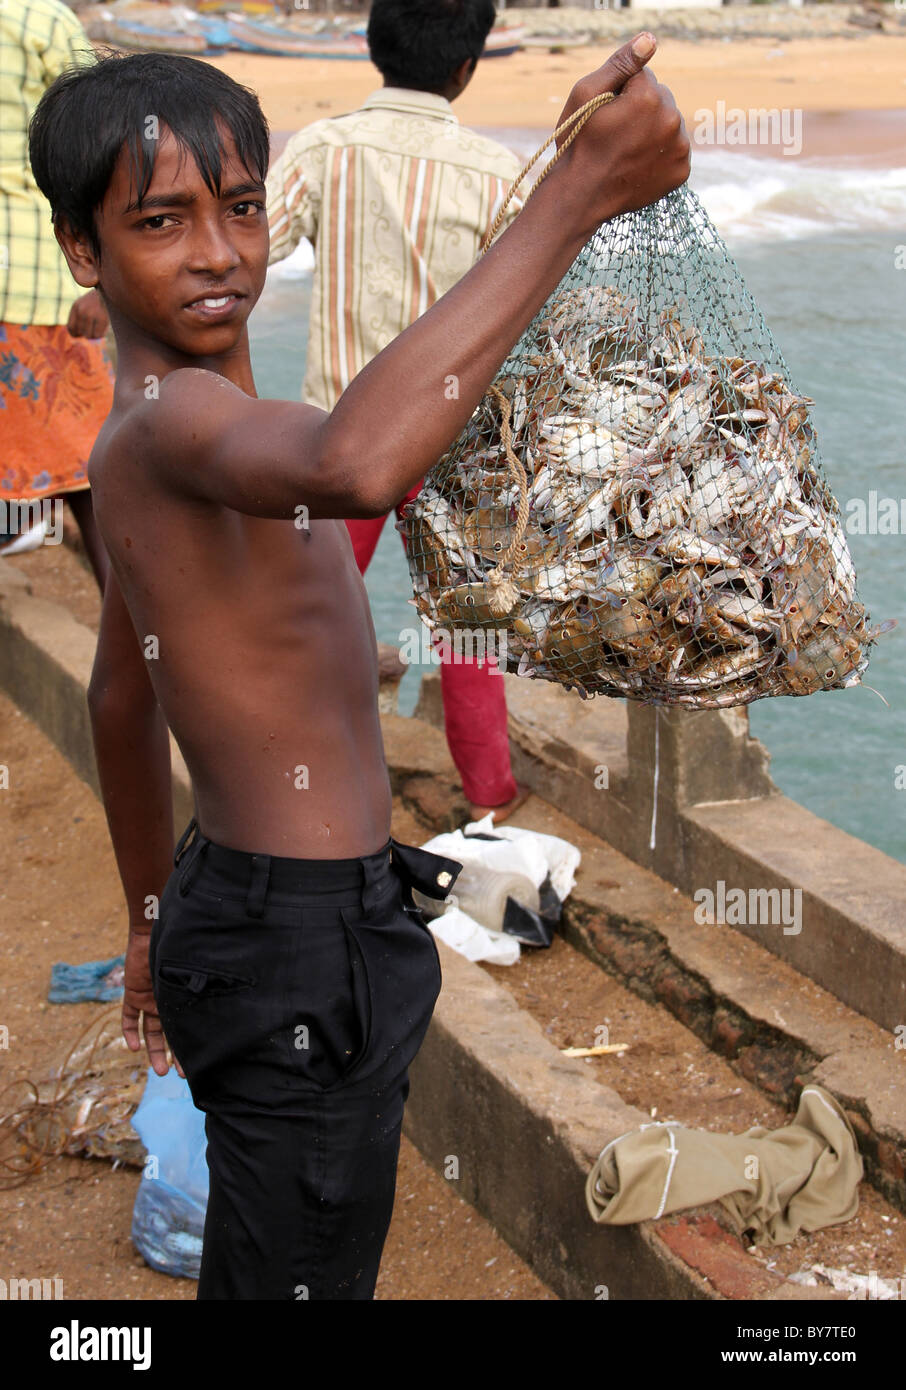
[231, 200, 264, 217]
[139, 214, 177, 231]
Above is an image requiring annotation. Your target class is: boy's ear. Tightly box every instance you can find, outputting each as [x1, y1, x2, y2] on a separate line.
[54, 218, 101, 289]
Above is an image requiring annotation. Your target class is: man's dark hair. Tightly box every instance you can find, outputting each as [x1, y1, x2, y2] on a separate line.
[367, 0, 496, 94]
[29, 51, 270, 256]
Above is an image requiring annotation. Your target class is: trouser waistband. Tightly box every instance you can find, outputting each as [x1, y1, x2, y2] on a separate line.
[172, 817, 462, 919]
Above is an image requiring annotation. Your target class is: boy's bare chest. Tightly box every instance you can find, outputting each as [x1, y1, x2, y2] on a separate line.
[101, 490, 368, 649]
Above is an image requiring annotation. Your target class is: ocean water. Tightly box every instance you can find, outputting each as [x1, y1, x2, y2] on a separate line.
[249, 143, 906, 865]
[694, 150, 906, 867]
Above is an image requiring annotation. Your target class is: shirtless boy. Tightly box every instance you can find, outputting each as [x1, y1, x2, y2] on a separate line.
[29, 37, 689, 1299]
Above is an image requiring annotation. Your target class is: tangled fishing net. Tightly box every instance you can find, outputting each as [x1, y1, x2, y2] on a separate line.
[400, 106, 877, 708]
[0, 1010, 146, 1188]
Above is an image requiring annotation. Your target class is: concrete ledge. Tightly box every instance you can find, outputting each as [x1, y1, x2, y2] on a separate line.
[681, 800, 906, 1033]
[381, 712, 471, 831]
[0, 564, 100, 799]
[0, 558, 196, 829]
[416, 670, 906, 1037]
[404, 941, 834, 1301]
[507, 796, 906, 1214]
[384, 708, 906, 1215]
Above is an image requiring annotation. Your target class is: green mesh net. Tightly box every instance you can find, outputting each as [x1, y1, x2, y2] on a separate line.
[399, 186, 874, 707]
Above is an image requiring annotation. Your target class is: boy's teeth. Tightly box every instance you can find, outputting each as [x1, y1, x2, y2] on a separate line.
[201, 296, 230, 307]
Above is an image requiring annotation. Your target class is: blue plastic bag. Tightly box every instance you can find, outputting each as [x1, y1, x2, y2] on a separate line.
[130, 1068, 209, 1279]
[48, 955, 125, 1003]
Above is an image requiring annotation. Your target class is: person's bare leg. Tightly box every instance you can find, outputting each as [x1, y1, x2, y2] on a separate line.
[66, 488, 110, 592]
[468, 783, 532, 825]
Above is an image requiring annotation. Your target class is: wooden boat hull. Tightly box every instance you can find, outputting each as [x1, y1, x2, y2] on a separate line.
[96, 19, 208, 52]
[483, 25, 526, 57]
[87, 12, 523, 60]
[222, 17, 369, 57]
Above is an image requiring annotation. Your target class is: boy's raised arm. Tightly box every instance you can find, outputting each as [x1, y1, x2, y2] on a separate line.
[153, 39, 689, 521]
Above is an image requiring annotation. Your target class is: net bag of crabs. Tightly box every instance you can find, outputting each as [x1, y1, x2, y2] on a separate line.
[398, 188, 877, 707]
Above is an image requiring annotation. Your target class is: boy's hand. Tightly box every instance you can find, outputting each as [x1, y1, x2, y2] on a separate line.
[67, 288, 109, 339]
[553, 33, 691, 231]
[123, 928, 184, 1078]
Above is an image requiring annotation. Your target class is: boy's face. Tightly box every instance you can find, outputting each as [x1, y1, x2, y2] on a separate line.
[73, 122, 268, 359]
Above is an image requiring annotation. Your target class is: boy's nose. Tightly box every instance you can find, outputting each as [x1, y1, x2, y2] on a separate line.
[186, 221, 241, 276]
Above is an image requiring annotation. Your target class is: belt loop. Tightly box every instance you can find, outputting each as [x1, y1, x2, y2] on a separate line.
[245, 854, 271, 919]
[173, 817, 198, 867]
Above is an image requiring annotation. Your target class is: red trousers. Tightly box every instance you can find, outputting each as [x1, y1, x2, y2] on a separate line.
[345, 480, 517, 808]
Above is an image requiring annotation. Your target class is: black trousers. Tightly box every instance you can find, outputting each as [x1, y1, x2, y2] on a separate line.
[149, 819, 462, 1301]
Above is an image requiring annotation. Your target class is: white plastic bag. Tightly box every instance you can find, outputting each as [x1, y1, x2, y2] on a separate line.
[418, 815, 581, 965]
[430, 905, 521, 967]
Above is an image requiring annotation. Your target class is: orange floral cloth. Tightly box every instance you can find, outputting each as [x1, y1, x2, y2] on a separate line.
[0, 322, 114, 500]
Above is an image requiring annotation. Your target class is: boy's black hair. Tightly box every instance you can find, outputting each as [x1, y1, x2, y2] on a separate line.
[28, 51, 270, 257]
[367, 0, 496, 94]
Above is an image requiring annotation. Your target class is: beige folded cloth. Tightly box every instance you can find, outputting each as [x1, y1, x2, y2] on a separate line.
[585, 1086, 862, 1246]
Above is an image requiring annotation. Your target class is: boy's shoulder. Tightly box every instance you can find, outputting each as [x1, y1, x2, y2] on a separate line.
[93, 368, 242, 484]
[136, 365, 235, 425]
[145, 367, 247, 452]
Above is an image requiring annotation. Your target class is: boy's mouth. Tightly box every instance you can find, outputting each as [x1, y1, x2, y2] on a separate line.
[183, 291, 245, 323]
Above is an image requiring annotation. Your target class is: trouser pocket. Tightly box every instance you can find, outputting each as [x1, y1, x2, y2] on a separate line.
[157, 960, 254, 995]
[277, 910, 373, 1091]
[335, 889, 443, 1090]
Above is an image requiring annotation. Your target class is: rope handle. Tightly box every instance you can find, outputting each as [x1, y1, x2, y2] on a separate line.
[479, 90, 616, 257]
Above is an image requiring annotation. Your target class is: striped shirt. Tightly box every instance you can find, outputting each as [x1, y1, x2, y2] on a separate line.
[266, 86, 522, 411]
[0, 0, 95, 325]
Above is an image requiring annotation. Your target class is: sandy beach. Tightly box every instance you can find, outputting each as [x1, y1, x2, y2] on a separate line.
[207, 35, 906, 159]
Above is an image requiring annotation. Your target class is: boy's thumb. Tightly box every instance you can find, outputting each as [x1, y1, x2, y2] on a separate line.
[553, 32, 658, 150]
[598, 32, 658, 94]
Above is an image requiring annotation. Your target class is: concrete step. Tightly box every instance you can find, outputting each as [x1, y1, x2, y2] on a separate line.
[527, 799, 906, 1218]
[384, 713, 906, 1215]
[415, 671, 906, 1037]
[408, 935, 839, 1301]
[683, 798, 906, 1035]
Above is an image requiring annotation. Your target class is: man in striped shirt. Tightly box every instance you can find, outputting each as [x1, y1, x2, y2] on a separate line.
[266, 0, 528, 824]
